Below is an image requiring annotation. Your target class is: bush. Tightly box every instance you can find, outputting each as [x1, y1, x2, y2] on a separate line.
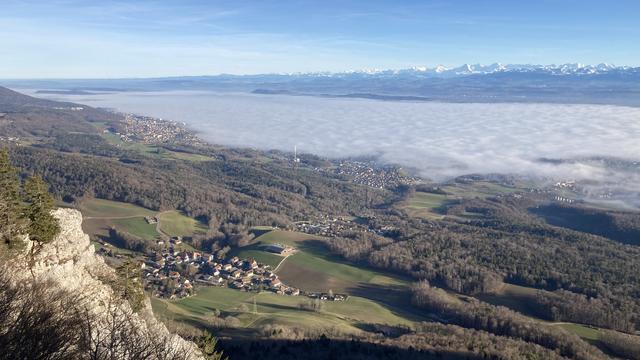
[298, 299, 324, 312]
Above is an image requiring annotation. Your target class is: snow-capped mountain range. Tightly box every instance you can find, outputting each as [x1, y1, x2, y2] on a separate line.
[4, 62, 640, 107]
[287, 63, 639, 78]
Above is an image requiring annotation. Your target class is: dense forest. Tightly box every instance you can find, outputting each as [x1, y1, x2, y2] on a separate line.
[532, 203, 640, 245]
[326, 196, 640, 333]
[217, 328, 568, 360]
[410, 281, 606, 359]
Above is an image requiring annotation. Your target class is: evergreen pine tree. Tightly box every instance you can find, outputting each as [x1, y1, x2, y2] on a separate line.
[197, 331, 226, 360]
[0, 149, 27, 250]
[114, 260, 145, 312]
[24, 175, 60, 244]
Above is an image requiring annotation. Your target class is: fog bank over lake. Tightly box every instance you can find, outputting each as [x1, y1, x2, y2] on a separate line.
[24, 89, 640, 206]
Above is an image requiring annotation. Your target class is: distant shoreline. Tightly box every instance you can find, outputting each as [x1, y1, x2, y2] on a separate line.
[35, 89, 111, 95]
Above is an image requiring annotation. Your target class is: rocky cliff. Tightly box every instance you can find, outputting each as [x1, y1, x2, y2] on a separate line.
[7, 208, 202, 359]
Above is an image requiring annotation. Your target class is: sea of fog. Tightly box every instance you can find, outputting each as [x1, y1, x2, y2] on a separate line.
[23, 89, 640, 207]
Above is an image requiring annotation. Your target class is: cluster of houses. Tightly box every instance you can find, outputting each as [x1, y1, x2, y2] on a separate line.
[553, 196, 576, 204]
[308, 292, 347, 301]
[140, 248, 301, 299]
[96, 237, 352, 302]
[117, 113, 204, 146]
[328, 161, 421, 189]
[53, 106, 84, 111]
[554, 180, 576, 189]
[0, 136, 20, 144]
[296, 215, 396, 239]
[296, 216, 364, 238]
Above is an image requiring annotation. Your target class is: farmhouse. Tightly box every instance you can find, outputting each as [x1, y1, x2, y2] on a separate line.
[264, 244, 295, 255]
[243, 259, 258, 270]
[144, 216, 158, 224]
[268, 278, 282, 288]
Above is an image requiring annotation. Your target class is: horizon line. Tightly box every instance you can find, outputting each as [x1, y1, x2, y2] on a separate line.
[1, 62, 639, 81]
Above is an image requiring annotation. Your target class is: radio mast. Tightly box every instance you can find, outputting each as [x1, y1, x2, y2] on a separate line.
[294, 145, 300, 164]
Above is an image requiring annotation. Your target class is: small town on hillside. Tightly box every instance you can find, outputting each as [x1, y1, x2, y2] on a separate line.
[109, 113, 204, 146]
[103, 239, 346, 302]
[326, 160, 422, 189]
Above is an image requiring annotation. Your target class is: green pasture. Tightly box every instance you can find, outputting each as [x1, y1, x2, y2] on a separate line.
[158, 210, 207, 237]
[228, 245, 285, 268]
[112, 217, 160, 240]
[153, 286, 416, 334]
[79, 198, 156, 218]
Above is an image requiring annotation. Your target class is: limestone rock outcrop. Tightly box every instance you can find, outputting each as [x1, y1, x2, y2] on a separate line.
[8, 208, 202, 359]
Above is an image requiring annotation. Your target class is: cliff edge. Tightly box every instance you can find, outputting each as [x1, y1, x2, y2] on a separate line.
[7, 208, 202, 359]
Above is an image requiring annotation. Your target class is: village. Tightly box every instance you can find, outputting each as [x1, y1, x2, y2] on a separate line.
[138, 240, 346, 302]
[111, 113, 204, 146]
[328, 160, 421, 189]
[295, 214, 397, 239]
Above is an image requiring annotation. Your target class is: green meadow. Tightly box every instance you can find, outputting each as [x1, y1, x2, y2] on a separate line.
[158, 210, 207, 238]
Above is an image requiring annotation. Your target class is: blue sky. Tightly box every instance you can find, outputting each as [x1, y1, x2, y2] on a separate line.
[1, 0, 639, 78]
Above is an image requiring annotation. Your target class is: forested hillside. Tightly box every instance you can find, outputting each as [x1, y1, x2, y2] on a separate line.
[327, 196, 640, 333]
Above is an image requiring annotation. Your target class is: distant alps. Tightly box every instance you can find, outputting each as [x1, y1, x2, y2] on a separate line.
[3, 63, 640, 107]
[271, 63, 638, 78]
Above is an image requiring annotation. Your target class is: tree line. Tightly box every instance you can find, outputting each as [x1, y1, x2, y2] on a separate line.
[322, 195, 640, 333]
[0, 149, 60, 252]
[410, 281, 606, 360]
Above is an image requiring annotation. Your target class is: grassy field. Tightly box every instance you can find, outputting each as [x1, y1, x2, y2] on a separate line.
[442, 181, 517, 198]
[162, 287, 255, 316]
[78, 199, 204, 251]
[152, 286, 416, 335]
[90, 240, 137, 256]
[158, 210, 207, 238]
[480, 284, 613, 344]
[112, 217, 160, 240]
[253, 230, 320, 247]
[402, 191, 450, 219]
[254, 230, 407, 290]
[478, 283, 545, 319]
[228, 245, 285, 268]
[152, 230, 423, 336]
[557, 323, 601, 341]
[401, 182, 518, 219]
[101, 131, 212, 162]
[163, 150, 212, 162]
[283, 251, 375, 284]
[78, 198, 156, 218]
[101, 132, 158, 155]
[555, 323, 601, 341]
